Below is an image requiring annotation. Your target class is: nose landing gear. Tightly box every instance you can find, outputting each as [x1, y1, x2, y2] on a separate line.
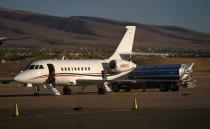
[34, 85, 40, 96]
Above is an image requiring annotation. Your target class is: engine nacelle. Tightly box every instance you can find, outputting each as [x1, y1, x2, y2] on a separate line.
[109, 60, 136, 73]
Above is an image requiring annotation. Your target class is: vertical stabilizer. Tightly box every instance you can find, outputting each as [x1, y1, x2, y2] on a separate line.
[109, 26, 136, 60]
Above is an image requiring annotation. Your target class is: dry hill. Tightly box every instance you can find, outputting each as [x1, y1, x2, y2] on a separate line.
[0, 7, 210, 49]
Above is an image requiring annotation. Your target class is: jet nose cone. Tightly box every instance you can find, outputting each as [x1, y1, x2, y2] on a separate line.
[14, 74, 23, 82]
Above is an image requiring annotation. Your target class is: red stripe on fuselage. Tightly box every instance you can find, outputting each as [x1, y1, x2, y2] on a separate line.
[31, 73, 103, 80]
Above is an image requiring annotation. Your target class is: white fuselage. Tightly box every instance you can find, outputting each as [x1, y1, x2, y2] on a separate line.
[14, 59, 135, 85]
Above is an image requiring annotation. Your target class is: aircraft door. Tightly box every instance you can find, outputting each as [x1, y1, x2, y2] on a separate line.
[47, 64, 55, 85]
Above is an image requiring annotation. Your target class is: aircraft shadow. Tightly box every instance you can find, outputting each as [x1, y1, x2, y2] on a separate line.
[0, 94, 52, 97]
[0, 92, 99, 97]
[0, 90, 177, 97]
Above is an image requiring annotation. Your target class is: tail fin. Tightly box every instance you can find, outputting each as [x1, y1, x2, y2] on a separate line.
[109, 26, 136, 60]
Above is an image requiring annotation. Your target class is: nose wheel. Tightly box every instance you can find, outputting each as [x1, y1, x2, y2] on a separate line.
[34, 85, 40, 96]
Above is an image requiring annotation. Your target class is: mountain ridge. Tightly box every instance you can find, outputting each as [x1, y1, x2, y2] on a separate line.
[0, 7, 210, 49]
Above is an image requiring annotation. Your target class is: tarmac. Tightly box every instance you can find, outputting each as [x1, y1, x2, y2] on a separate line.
[0, 77, 210, 129]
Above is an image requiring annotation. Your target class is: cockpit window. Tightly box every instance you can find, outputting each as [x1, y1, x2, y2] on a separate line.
[29, 65, 35, 69]
[23, 65, 30, 70]
[35, 65, 39, 69]
[23, 64, 44, 70]
[39, 65, 44, 69]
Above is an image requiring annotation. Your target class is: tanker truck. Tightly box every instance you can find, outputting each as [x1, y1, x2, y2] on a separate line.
[111, 63, 197, 92]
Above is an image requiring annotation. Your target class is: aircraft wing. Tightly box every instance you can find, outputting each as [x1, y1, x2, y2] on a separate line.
[76, 79, 136, 85]
[0, 36, 32, 45]
[0, 37, 8, 41]
[76, 78, 179, 85]
[0, 37, 8, 45]
[0, 36, 32, 41]
[0, 80, 13, 84]
[135, 79, 179, 82]
[120, 52, 169, 58]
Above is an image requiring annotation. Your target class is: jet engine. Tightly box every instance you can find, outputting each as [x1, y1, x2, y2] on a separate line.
[109, 60, 136, 73]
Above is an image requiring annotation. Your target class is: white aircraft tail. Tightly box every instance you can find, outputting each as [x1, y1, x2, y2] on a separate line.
[109, 26, 136, 60]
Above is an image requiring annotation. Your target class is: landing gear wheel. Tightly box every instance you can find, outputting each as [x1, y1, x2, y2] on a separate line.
[33, 85, 40, 96]
[111, 84, 120, 92]
[63, 86, 72, 95]
[34, 92, 40, 96]
[97, 88, 106, 95]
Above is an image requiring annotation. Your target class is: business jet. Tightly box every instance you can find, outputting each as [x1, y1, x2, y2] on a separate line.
[12, 26, 137, 95]
[7, 26, 167, 96]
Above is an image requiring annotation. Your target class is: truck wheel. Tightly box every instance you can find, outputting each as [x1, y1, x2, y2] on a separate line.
[124, 86, 131, 92]
[142, 88, 146, 92]
[111, 84, 120, 92]
[159, 84, 169, 92]
[170, 83, 179, 92]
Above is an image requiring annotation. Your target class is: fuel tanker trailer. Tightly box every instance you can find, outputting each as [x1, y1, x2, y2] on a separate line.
[111, 63, 196, 92]
[132, 64, 193, 80]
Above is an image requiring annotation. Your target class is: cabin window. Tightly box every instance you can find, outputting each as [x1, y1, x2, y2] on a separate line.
[78, 67, 80, 71]
[74, 67, 77, 71]
[68, 67, 70, 71]
[71, 67, 74, 71]
[39, 65, 44, 69]
[29, 65, 35, 70]
[65, 67, 67, 71]
[81, 67, 83, 71]
[85, 67, 87, 71]
[61, 67, 63, 71]
[88, 67, 90, 71]
[35, 65, 39, 69]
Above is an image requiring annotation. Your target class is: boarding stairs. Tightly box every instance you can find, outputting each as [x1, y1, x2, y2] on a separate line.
[44, 82, 61, 96]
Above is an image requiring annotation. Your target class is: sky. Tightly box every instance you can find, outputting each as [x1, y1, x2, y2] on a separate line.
[0, 0, 210, 33]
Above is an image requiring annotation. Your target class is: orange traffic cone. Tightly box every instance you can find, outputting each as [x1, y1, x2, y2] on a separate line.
[13, 103, 19, 117]
[132, 98, 139, 110]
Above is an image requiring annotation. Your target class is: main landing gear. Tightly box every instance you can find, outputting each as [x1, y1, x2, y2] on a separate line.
[97, 85, 106, 95]
[63, 86, 72, 95]
[97, 88, 106, 95]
